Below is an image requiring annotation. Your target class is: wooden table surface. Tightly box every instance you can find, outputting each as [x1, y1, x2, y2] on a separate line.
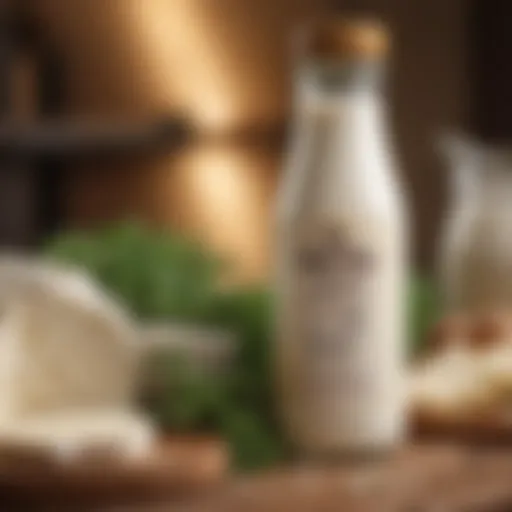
[4, 441, 512, 511]
[152, 444, 512, 512]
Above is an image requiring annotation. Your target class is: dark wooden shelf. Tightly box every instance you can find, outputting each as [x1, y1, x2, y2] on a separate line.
[197, 121, 288, 150]
[0, 117, 192, 162]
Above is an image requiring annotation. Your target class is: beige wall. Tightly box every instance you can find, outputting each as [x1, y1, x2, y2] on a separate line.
[29, 0, 467, 281]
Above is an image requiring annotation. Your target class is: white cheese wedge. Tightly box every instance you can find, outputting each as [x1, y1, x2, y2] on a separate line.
[0, 409, 154, 463]
[0, 257, 140, 420]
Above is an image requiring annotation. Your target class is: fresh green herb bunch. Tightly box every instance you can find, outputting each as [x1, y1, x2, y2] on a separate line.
[45, 222, 224, 322]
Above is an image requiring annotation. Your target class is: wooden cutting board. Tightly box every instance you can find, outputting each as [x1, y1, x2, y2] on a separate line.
[0, 435, 229, 510]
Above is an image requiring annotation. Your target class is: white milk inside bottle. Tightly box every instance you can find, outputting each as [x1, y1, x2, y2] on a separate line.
[275, 18, 408, 456]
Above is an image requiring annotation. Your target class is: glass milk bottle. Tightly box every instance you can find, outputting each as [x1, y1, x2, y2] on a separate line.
[275, 18, 408, 457]
[439, 135, 512, 311]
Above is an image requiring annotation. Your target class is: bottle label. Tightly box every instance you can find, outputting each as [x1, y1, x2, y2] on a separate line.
[294, 223, 378, 405]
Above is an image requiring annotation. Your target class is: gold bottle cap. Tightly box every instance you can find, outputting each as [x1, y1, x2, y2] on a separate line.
[297, 17, 390, 61]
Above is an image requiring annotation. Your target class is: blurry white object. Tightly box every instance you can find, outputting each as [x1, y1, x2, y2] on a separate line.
[140, 323, 236, 376]
[0, 409, 154, 464]
[0, 256, 140, 420]
[439, 134, 512, 311]
[409, 313, 512, 418]
[410, 346, 490, 416]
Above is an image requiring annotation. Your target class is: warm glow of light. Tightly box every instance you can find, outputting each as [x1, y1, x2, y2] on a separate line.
[155, 146, 276, 283]
[126, 0, 243, 130]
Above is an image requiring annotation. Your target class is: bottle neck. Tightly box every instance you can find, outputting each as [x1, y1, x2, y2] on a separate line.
[291, 59, 389, 150]
[281, 59, 396, 217]
[294, 59, 386, 106]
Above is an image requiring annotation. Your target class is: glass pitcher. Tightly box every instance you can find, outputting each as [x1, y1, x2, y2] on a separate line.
[438, 135, 512, 312]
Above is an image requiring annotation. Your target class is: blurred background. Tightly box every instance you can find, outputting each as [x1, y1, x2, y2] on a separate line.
[0, 0, 508, 282]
